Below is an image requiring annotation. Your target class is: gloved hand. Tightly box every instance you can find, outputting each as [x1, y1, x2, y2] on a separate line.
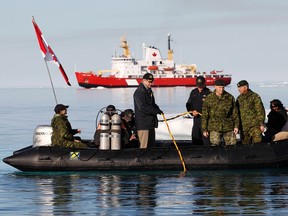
[158, 110, 164, 115]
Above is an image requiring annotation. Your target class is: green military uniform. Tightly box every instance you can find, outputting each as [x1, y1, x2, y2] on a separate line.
[51, 114, 87, 148]
[202, 90, 239, 145]
[236, 89, 265, 144]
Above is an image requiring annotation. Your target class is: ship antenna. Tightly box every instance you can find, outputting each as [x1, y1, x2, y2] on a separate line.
[168, 33, 171, 50]
[167, 33, 174, 61]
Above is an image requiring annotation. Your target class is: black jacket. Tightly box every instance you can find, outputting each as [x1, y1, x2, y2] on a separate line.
[133, 82, 161, 130]
[186, 87, 211, 117]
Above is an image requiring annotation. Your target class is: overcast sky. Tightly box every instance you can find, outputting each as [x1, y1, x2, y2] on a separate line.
[1, 0, 288, 87]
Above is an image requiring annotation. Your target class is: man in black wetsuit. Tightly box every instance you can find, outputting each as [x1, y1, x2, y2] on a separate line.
[186, 76, 212, 145]
[121, 109, 139, 148]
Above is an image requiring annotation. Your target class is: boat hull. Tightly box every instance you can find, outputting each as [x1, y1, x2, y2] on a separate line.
[75, 72, 232, 88]
[3, 140, 288, 172]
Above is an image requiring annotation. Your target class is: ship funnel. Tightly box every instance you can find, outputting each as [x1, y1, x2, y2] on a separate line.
[145, 47, 162, 61]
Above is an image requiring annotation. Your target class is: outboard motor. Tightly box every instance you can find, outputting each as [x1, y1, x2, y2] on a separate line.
[33, 125, 52, 147]
[111, 114, 121, 150]
[99, 113, 110, 150]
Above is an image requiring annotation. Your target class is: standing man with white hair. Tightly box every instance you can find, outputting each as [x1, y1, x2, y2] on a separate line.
[134, 73, 163, 148]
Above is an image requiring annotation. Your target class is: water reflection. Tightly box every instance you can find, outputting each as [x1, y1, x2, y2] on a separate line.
[96, 174, 157, 215]
[9, 169, 288, 215]
[188, 170, 288, 215]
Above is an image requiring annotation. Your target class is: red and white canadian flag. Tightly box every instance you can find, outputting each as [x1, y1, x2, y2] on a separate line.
[32, 18, 71, 86]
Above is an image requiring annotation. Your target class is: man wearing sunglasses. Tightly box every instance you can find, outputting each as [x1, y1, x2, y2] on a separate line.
[133, 73, 163, 148]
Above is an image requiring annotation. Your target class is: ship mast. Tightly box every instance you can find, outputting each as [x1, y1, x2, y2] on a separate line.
[120, 35, 130, 58]
[167, 33, 174, 61]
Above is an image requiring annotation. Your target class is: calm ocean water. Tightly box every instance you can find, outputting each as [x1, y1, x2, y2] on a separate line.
[1, 83, 288, 215]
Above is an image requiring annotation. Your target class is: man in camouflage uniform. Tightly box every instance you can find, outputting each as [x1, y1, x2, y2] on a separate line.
[236, 80, 265, 144]
[202, 79, 239, 146]
[51, 104, 87, 148]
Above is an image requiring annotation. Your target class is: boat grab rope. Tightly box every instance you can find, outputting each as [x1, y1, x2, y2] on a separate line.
[158, 111, 202, 122]
[161, 113, 187, 172]
[48, 146, 98, 162]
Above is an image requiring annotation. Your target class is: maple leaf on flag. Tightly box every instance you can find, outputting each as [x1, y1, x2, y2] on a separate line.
[32, 18, 71, 86]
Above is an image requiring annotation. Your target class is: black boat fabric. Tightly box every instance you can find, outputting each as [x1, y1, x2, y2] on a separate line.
[3, 139, 288, 172]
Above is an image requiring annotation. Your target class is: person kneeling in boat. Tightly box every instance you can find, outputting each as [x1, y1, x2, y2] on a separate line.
[51, 104, 87, 148]
[263, 99, 287, 142]
[121, 109, 139, 148]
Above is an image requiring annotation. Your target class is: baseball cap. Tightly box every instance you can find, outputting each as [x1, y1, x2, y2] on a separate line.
[196, 76, 205, 87]
[54, 104, 69, 114]
[143, 73, 154, 82]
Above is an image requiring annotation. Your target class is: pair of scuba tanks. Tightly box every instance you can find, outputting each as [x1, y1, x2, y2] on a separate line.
[99, 112, 122, 150]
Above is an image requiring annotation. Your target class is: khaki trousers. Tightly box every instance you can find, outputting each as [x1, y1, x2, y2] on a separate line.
[137, 129, 155, 148]
[273, 132, 288, 141]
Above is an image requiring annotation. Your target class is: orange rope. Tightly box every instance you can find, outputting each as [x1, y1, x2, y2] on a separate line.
[159, 111, 201, 122]
[161, 113, 187, 172]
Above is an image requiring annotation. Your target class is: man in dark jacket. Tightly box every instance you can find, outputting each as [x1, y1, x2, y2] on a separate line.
[133, 73, 163, 148]
[51, 104, 87, 148]
[186, 76, 211, 145]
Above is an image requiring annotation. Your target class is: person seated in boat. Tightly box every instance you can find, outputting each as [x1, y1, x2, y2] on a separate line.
[51, 104, 87, 148]
[94, 105, 117, 146]
[264, 99, 287, 141]
[121, 109, 139, 148]
[272, 119, 288, 141]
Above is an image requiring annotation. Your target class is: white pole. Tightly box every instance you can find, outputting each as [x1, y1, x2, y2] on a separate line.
[44, 61, 58, 104]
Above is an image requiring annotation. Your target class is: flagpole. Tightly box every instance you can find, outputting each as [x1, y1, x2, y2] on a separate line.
[32, 17, 71, 105]
[44, 61, 58, 104]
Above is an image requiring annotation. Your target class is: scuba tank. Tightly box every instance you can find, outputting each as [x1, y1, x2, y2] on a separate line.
[111, 113, 121, 150]
[98, 110, 122, 150]
[99, 113, 110, 150]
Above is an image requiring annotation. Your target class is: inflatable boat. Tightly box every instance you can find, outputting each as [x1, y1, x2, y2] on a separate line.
[3, 127, 288, 172]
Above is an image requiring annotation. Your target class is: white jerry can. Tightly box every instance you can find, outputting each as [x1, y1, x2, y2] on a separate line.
[33, 125, 53, 147]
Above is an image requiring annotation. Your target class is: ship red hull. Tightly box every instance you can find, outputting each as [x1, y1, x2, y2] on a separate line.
[75, 72, 231, 88]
